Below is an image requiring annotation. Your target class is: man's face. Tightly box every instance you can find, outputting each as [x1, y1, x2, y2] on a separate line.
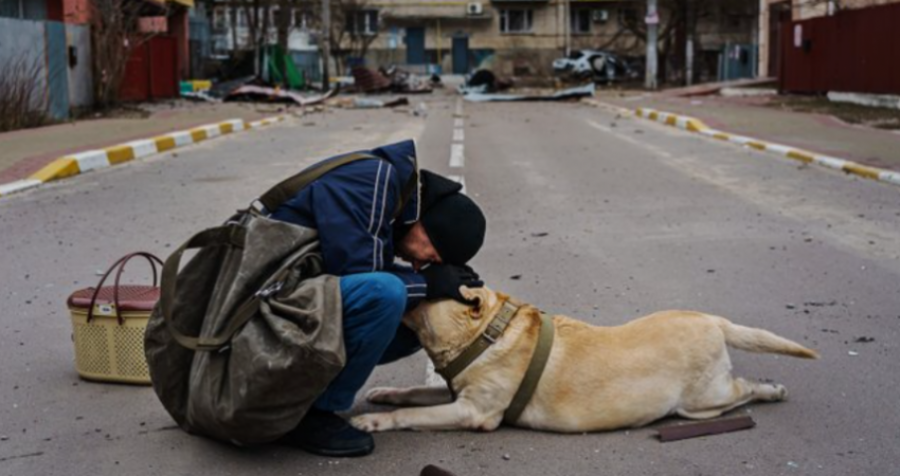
[396, 222, 442, 271]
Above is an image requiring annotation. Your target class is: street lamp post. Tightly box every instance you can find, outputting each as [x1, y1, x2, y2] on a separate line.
[321, 0, 331, 90]
[645, 0, 658, 90]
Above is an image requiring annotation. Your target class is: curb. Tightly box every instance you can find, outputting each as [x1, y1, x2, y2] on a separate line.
[582, 98, 900, 188]
[0, 115, 288, 199]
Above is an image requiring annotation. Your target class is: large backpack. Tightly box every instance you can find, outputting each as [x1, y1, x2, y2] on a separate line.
[144, 152, 417, 445]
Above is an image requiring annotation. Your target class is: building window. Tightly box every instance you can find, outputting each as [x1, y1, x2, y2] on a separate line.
[571, 9, 591, 34]
[346, 10, 378, 36]
[500, 9, 533, 34]
[213, 8, 228, 29]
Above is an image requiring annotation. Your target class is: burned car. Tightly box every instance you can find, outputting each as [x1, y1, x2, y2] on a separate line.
[552, 50, 642, 83]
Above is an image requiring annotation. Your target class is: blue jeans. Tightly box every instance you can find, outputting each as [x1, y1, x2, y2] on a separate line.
[314, 272, 422, 412]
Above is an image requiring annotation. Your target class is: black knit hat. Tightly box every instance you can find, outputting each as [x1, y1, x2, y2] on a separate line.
[418, 170, 486, 265]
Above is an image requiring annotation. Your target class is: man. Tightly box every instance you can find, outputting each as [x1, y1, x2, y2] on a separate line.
[269, 140, 487, 457]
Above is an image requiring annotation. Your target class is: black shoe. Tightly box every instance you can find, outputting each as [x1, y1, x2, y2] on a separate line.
[280, 408, 375, 457]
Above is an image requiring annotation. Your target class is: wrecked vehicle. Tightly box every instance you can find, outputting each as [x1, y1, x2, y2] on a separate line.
[552, 50, 642, 83]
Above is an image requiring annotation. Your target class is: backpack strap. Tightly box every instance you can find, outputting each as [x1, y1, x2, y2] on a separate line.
[258, 152, 418, 220]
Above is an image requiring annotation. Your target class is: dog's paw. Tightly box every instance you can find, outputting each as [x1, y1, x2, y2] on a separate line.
[758, 383, 788, 401]
[350, 413, 395, 433]
[365, 387, 403, 405]
[773, 384, 788, 401]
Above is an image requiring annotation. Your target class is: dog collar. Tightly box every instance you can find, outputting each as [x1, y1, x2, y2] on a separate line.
[435, 300, 556, 424]
[437, 300, 520, 383]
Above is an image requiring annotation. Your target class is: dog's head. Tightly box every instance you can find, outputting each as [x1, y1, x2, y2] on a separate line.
[403, 286, 502, 367]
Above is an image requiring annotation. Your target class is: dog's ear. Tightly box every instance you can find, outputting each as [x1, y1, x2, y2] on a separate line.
[460, 286, 490, 319]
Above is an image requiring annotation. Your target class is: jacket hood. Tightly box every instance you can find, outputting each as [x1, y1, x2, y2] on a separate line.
[371, 139, 420, 225]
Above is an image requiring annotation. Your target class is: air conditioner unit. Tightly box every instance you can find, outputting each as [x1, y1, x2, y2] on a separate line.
[592, 9, 609, 22]
[467, 2, 483, 16]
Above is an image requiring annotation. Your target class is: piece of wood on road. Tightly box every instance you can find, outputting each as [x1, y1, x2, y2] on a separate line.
[657, 416, 756, 442]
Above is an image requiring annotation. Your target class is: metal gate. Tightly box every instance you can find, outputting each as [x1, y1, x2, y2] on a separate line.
[119, 36, 179, 102]
[781, 2, 900, 94]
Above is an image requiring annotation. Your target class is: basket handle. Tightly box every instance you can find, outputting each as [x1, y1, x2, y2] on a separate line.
[87, 252, 164, 325]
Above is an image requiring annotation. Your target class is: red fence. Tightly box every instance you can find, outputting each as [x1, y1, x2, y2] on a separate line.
[780, 2, 900, 94]
[119, 36, 179, 102]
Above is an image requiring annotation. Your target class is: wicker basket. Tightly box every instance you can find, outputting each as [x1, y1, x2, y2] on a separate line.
[67, 253, 162, 385]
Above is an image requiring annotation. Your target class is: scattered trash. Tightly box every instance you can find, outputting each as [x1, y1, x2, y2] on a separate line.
[463, 83, 595, 103]
[787, 461, 800, 468]
[329, 97, 410, 109]
[848, 351, 859, 356]
[351, 66, 434, 94]
[181, 91, 219, 103]
[351, 67, 392, 93]
[657, 415, 755, 442]
[458, 69, 514, 95]
[510, 275, 522, 280]
[502, 454, 511, 461]
[854, 336, 875, 343]
[786, 304, 796, 309]
[225, 85, 335, 107]
[530, 232, 549, 237]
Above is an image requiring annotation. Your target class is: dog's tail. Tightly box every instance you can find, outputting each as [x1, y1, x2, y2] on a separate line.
[714, 316, 819, 359]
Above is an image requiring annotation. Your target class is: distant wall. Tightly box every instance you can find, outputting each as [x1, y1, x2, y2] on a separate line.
[0, 17, 94, 118]
[0, 17, 50, 112]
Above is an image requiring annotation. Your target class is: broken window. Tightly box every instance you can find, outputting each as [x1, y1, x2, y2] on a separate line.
[500, 9, 533, 34]
[571, 9, 591, 34]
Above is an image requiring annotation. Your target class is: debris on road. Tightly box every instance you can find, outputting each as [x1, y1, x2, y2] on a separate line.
[854, 336, 875, 343]
[421, 465, 458, 476]
[463, 83, 595, 103]
[329, 97, 410, 109]
[458, 69, 513, 95]
[657, 415, 756, 442]
[225, 85, 335, 107]
[351, 67, 434, 94]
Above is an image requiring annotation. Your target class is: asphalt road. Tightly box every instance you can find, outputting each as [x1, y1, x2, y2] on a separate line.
[1, 89, 899, 476]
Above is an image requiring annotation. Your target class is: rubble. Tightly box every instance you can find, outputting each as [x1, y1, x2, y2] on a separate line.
[350, 67, 433, 94]
[463, 83, 595, 103]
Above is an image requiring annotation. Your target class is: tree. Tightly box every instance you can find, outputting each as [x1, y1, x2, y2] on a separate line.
[308, 0, 381, 76]
[613, 0, 752, 85]
[90, 0, 164, 109]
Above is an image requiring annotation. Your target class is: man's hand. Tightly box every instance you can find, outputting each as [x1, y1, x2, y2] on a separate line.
[421, 264, 484, 303]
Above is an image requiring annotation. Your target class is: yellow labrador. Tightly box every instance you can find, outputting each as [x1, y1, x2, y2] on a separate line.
[351, 287, 818, 433]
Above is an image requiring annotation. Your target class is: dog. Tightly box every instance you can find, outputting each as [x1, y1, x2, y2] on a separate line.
[351, 286, 818, 433]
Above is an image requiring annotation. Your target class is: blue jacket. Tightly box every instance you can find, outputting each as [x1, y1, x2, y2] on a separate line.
[270, 140, 427, 310]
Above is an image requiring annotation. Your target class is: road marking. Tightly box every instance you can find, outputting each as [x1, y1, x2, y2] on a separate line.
[454, 118, 464, 128]
[450, 143, 465, 168]
[453, 128, 465, 142]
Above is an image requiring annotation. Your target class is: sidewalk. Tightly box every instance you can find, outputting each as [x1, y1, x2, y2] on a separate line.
[0, 101, 279, 183]
[597, 90, 900, 172]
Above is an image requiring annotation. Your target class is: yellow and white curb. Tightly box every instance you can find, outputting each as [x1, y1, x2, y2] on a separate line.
[583, 98, 900, 188]
[0, 115, 287, 199]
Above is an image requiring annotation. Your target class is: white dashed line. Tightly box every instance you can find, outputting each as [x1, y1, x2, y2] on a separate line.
[450, 143, 465, 168]
[453, 128, 465, 142]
